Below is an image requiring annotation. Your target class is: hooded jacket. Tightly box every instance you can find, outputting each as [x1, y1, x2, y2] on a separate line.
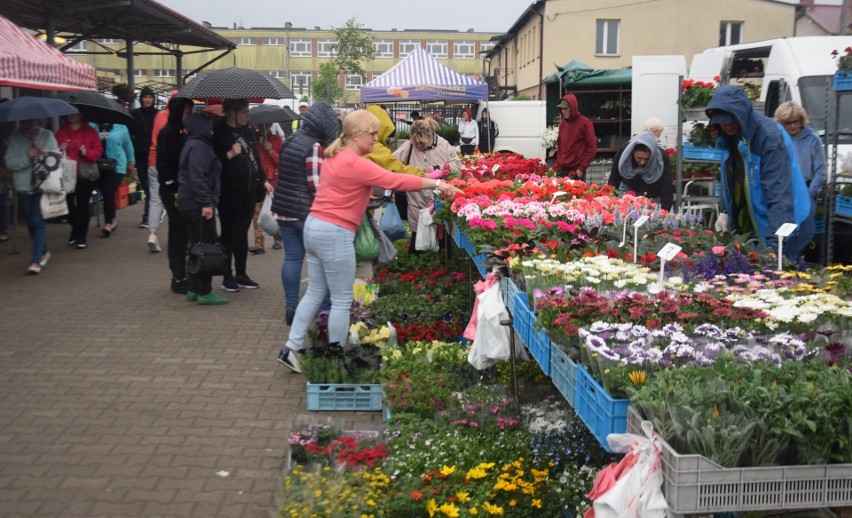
[130, 100, 159, 160]
[178, 114, 221, 211]
[789, 125, 826, 201]
[555, 93, 597, 176]
[272, 101, 339, 220]
[156, 97, 194, 193]
[364, 105, 424, 177]
[706, 85, 813, 258]
[214, 118, 264, 198]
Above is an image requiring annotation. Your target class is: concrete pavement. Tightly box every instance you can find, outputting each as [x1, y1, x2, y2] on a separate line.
[0, 200, 383, 517]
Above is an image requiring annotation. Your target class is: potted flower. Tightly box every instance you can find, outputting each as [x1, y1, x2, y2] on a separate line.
[832, 47, 852, 90]
[681, 77, 718, 118]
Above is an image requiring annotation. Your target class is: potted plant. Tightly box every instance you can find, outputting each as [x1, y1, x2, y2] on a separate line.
[832, 47, 852, 90]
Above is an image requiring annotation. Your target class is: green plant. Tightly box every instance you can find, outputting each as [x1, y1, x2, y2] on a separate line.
[435, 123, 459, 146]
[832, 47, 852, 72]
[681, 78, 718, 108]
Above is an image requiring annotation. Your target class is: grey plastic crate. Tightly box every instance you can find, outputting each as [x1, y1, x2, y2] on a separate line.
[627, 407, 852, 514]
[585, 161, 611, 186]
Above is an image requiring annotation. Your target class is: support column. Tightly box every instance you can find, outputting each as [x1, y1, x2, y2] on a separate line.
[126, 40, 135, 92]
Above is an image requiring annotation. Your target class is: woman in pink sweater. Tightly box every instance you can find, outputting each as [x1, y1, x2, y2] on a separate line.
[277, 109, 461, 373]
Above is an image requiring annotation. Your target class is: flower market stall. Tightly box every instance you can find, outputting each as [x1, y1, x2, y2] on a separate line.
[281, 150, 852, 517]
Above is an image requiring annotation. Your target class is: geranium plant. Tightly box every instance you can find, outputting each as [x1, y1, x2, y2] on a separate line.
[681, 77, 719, 108]
[832, 47, 852, 72]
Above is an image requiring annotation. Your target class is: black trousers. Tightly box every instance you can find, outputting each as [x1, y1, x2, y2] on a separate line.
[218, 192, 255, 278]
[182, 209, 217, 296]
[97, 170, 122, 224]
[161, 187, 188, 280]
[137, 156, 150, 223]
[66, 178, 97, 244]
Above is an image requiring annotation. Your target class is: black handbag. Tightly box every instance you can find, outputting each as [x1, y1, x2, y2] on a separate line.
[96, 157, 117, 174]
[188, 242, 227, 276]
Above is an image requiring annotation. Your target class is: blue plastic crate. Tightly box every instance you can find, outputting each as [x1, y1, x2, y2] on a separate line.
[512, 292, 533, 348]
[834, 72, 852, 92]
[837, 196, 852, 218]
[500, 277, 522, 314]
[550, 346, 578, 408]
[473, 253, 488, 278]
[575, 366, 630, 452]
[815, 218, 826, 235]
[306, 383, 383, 411]
[683, 143, 721, 162]
[528, 325, 551, 376]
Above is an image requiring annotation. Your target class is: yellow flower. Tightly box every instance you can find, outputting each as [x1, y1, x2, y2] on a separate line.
[482, 502, 504, 516]
[427, 498, 438, 518]
[469, 508, 478, 515]
[456, 491, 471, 503]
[440, 502, 461, 517]
[531, 499, 542, 509]
[440, 465, 457, 476]
[628, 370, 647, 387]
[467, 467, 488, 479]
[509, 500, 516, 507]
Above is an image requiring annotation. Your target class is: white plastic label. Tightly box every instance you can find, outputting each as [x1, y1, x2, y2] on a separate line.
[657, 243, 682, 262]
[775, 223, 797, 238]
[492, 164, 500, 172]
[634, 215, 649, 228]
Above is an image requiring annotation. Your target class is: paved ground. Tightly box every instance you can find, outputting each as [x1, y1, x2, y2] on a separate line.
[0, 200, 383, 518]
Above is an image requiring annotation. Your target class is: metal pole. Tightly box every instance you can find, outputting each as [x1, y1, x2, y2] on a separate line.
[676, 74, 684, 212]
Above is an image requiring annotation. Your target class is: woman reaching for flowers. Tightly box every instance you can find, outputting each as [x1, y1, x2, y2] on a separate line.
[277, 109, 462, 373]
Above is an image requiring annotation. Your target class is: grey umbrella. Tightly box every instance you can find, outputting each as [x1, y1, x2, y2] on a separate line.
[56, 91, 133, 125]
[249, 104, 296, 125]
[0, 96, 78, 122]
[176, 67, 296, 100]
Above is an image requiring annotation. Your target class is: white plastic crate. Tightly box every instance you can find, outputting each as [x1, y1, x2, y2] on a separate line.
[627, 407, 852, 514]
[585, 161, 611, 186]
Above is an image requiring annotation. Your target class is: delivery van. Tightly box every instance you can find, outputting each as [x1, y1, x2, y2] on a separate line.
[475, 100, 548, 161]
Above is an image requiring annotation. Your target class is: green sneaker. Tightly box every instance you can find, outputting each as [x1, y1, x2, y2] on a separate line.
[197, 292, 228, 305]
[186, 291, 198, 302]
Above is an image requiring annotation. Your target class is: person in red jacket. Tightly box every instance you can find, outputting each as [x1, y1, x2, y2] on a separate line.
[249, 123, 283, 254]
[56, 113, 103, 249]
[554, 93, 597, 180]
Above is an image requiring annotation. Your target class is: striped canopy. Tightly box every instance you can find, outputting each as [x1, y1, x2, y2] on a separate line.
[0, 14, 96, 91]
[360, 47, 487, 103]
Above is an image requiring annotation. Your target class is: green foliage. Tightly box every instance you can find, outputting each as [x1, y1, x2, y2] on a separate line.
[330, 17, 374, 76]
[686, 122, 715, 147]
[311, 62, 344, 105]
[511, 94, 533, 100]
[300, 341, 382, 384]
[111, 83, 135, 105]
[435, 123, 459, 146]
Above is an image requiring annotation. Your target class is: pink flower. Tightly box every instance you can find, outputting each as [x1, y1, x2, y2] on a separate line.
[712, 246, 726, 256]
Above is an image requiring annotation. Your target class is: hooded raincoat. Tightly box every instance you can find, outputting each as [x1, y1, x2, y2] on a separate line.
[705, 85, 813, 259]
[555, 93, 597, 177]
[364, 105, 423, 177]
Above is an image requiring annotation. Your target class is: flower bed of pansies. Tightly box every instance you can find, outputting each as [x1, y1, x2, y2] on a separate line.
[282, 246, 619, 517]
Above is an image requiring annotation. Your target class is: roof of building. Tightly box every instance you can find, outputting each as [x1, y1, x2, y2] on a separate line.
[0, 0, 235, 50]
[804, 5, 842, 34]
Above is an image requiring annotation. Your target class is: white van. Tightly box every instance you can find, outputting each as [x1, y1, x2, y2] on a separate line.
[475, 100, 548, 161]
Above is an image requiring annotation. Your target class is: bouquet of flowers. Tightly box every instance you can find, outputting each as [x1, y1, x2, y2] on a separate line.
[540, 125, 559, 152]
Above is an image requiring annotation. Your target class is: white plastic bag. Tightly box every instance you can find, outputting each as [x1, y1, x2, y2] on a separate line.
[468, 282, 512, 369]
[61, 156, 77, 194]
[40, 191, 69, 219]
[258, 194, 278, 236]
[415, 206, 439, 252]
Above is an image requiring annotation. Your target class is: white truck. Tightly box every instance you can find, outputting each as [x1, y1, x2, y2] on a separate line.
[474, 100, 548, 161]
[634, 36, 852, 171]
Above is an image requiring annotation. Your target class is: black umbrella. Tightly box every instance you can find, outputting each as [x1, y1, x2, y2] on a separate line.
[56, 91, 134, 125]
[176, 67, 295, 100]
[249, 104, 297, 125]
[0, 96, 78, 122]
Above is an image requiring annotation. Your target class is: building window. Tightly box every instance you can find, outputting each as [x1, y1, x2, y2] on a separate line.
[153, 69, 174, 78]
[453, 41, 474, 59]
[317, 39, 336, 57]
[234, 37, 254, 46]
[133, 69, 147, 77]
[479, 41, 495, 55]
[595, 19, 619, 56]
[427, 40, 447, 58]
[720, 21, 743, 46]
[97, 38, 118, 45]
[291, 72, 311, 94]
[345, 74, 364, 90]
[264, 70, 286, 78]
[290, 39, 312, 57]
[66, 41, 87, 52]
[261, 37, 283, 46]
[399, 40, 420, 56]
[373, 39, 394, 58]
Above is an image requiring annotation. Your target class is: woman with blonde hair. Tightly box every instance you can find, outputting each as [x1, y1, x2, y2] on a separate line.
[774, 101, 826, 202]
[392, 119, 461, 253]
[276, 110, 462, 373]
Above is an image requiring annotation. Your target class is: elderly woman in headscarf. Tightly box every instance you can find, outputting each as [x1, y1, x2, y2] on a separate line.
[608, 131, 673, 211]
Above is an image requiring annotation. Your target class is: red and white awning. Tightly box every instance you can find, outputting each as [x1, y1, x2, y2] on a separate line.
[0, 14, 96, 91]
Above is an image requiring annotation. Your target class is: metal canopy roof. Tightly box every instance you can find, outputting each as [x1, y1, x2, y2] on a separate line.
[0, 0, 235, 51]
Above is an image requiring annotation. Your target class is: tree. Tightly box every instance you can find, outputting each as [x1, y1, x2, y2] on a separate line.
[330, 17, 374, 77]
[312, 62, 344, 105]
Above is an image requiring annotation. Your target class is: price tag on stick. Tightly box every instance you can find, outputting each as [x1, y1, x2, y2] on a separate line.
[657, 242, 682, 290]
[775, 222, 797, 271]
[632, 215, 649, 263]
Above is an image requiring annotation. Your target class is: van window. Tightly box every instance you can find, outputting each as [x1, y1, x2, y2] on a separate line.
[800, 76, 852, 144]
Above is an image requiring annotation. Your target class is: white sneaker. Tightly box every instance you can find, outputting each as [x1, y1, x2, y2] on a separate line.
[27, 264, 41, 275]
[39, 251, 51, 267]
[277, 348, 302, 373]
[147, 233, 162, 253]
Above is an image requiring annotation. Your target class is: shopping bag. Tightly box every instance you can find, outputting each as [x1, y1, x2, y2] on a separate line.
[40, 191, 69, 219]
[61, 156, 77, 194]
[354, 214, 379, 261]
[368, 217, 398, 264]
[415, 206, 439, 252]
[31, 151, 64, 194]
[467, 282, 511, 370]
[258, 194, 278, 236]
[380, 203, 407, 241]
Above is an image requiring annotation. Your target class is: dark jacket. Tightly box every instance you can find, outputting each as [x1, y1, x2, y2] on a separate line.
[156, 98, 193, 194]
[608, 139, 673, 211]
[214, 121, 264, 198]
[272, 101, 338, 220]
[130, 105, 159, 161]
[477, 118, 499, 153]
[706, 85, 813, 258]
[178, 114, 221, 211]
[555, 93, 597, 176]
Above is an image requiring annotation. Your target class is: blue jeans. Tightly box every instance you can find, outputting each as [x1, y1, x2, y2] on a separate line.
[18, 192, 47, 265]
[285, 216, 355, 350]
[278, 219, 306, 311]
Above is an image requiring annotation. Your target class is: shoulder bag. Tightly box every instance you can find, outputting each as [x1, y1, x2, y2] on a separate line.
[78, 161, 100, 182]
[187, 220, 227, 276]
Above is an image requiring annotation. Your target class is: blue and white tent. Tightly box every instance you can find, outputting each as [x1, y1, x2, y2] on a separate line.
[360, 47, 487, 103]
